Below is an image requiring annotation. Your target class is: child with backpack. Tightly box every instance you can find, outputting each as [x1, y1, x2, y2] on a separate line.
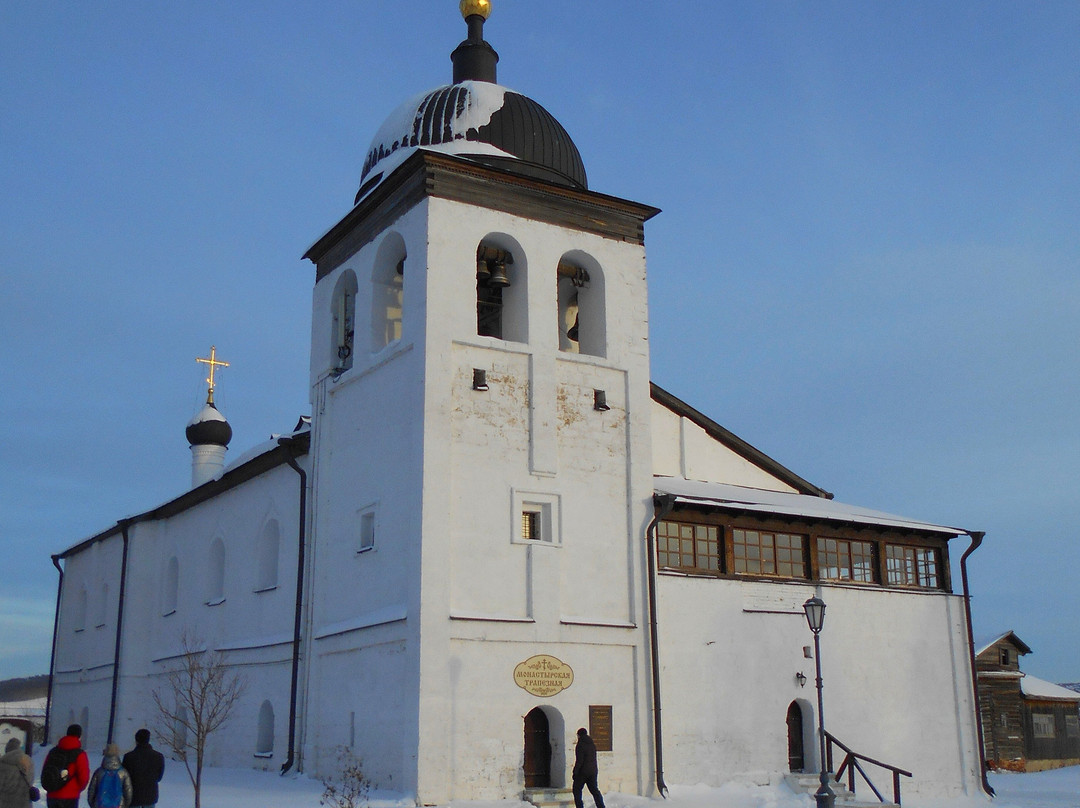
[86, 746, 132, 808]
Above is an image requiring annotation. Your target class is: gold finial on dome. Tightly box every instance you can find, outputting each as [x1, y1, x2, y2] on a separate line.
[460, 0, 491, 21]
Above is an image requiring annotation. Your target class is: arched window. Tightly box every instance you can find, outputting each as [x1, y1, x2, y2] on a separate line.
[256, 520, 280, 591]
[475, 239, 527, 342]
[255, 700, 275, 755]
[207, 538, 226, 604]
[371, 233, 406, 351]
[557, 254, 605, 357]
[163, 557, 179, 615]
[73, 586, 88, 632]
[331, 269, 358, 373]
[79, 707, 90, 741]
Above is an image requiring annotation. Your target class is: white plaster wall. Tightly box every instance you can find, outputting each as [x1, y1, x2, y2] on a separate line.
[651, 403, 798, 492]
[413, 196, 656, 803]
[656, 576, 983, 800]
[305, 205, 432, 795]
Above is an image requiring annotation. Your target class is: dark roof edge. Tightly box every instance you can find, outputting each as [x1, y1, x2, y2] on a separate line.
[56, 432, 310, 561]
[650, 382, 832, 499]
[977, 630, 1034, 657]
[304, 150, 661, 273]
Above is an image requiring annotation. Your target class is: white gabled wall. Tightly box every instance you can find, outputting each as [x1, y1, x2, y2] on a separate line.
[651, 402, 798, 493]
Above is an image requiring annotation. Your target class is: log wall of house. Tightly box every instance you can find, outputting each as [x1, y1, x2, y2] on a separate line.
[1022, 700, 1080, 764]
[976, 639, 1026, 769]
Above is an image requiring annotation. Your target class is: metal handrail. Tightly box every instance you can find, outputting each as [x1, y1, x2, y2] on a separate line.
[824, 731, 913, 805]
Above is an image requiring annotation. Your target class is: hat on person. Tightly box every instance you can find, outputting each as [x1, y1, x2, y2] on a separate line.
[135, 728, 150, 745]
[4, 738, 20, 753]
[66, 724, 82, 738]
[104, 743, 120, 757]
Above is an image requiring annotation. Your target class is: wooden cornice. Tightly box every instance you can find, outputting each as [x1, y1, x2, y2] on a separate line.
[304, 151, 661, 281]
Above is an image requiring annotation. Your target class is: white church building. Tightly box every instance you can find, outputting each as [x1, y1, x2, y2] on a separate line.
[47, 5, 990, 805]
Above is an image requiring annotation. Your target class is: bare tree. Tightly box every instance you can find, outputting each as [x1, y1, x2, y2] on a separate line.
[152, 631, 245, 808]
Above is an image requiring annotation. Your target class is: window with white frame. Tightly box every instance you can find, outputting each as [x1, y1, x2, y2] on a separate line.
[512, 491, 560, 545]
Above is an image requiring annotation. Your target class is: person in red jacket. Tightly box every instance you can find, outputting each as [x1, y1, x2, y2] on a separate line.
[43, 724, 90, 808]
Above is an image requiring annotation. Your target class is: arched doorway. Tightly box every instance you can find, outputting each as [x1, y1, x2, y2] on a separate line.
[523, 707, 551, 787]
[787, 701, 805, 772]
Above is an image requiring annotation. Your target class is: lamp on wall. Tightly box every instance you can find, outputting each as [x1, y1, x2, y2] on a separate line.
[795, 671, 807, 688]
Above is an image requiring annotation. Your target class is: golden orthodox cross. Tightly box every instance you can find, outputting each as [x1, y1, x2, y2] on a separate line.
[196, 346, 230, 404]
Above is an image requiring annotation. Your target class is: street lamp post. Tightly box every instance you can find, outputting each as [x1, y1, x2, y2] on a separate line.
[803, 595, 835, 808]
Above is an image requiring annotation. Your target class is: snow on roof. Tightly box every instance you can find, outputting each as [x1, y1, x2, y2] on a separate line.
[975, 631, 1032, 656]
[1021, 674, 1080, 702]
[654, 477, 965, 536]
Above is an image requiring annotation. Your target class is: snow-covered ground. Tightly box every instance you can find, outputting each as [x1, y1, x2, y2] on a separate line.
[24, 750, 1080, 808]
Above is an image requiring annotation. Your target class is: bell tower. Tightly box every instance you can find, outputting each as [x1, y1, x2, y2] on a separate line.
[301, 4, 660, 802]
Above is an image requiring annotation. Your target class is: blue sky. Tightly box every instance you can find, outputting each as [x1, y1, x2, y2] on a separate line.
[2, 2, 1077, 683]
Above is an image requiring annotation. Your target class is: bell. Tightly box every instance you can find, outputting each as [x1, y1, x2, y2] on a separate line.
[488, 260, 510, 287]
[567, 314, 580, 342]
[476, 257, 491, 282]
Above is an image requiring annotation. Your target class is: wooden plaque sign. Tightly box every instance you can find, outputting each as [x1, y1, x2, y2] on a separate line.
[589, 705, 612, 751]
[514, 654, 574, 697]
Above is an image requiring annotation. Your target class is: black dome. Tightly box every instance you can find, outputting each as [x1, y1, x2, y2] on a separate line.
[357, 81, 587, 202]
[186, 403, 233, 447]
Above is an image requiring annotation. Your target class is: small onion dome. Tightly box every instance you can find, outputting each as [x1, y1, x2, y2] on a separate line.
[357, 81, 587, 202]
[186, 403, 233, 447]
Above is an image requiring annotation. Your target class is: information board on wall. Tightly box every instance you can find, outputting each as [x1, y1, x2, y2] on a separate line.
[589, 705, 612, 752]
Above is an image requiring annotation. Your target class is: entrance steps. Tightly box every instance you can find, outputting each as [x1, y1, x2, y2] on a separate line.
[784, 773, 898, 808]
[524, 787, 576, 808]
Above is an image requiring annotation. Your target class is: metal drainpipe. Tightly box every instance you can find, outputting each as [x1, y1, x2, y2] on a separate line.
[959, 530, 994, 797]
[645, 493, 677, 797]
[44, 554, 65, 744]
[279, 439, 307, 775]
[106, 522, 132, 743]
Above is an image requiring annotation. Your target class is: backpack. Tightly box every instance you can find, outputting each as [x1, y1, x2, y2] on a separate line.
[93, 769, 124, 808]
[40, 747, 79, 793]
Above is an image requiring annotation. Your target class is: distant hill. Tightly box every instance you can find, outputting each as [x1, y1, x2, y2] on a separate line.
[0, 674, 48, 702]
[1061, 682, 1080, 694]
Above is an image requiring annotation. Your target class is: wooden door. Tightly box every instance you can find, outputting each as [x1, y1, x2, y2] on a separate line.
[787, 702, 805, 772]
[523, 707, 551, 787]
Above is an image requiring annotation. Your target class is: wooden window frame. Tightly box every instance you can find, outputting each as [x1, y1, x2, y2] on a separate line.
[655, 510, 951, 592]
[817, 537, 877, 584]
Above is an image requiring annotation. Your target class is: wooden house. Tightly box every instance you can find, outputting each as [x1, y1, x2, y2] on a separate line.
[976, 631, 1080, 771]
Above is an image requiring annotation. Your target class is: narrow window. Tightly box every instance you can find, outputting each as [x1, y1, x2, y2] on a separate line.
[256, 520, 280, 592]
[512, 492, 560, 546]
[999, 648, 1010, 666]
[95, 583, 109, 628]
[163, 557, 179, 615]
[331, 270, 358, 373]
[359, 509, 376, 553]
[557, 257, 605, 357]
[73, 586, 88, 632]
[476, 245, 512, 339]
[207, 538, 226, 605]
[256, 700, 275, 755]
[371, 243, 405, 351]
[1066, 715, 1079, 739]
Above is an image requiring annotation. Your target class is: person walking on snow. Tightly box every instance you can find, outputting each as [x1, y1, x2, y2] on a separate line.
[572, 727, 606, 808]
[87, 745, 132, 808]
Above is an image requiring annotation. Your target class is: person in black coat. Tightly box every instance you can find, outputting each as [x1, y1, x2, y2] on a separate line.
[120, 730, 164, 808]
[572, 728, 605, 808]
